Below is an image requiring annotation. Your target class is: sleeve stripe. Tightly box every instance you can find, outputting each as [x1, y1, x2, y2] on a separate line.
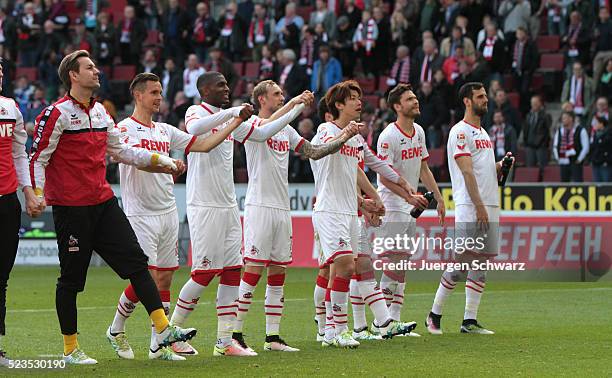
[185, 115, 199, 125]
[294, 138, 305, 152]
[239, 122, 256, 143]
[422, 156, 430, 161]
[29, 107, 62, 189]
[453, 152, 471, 159]
[185, 136, 197, 154]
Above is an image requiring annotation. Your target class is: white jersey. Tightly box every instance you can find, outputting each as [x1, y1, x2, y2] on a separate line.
[447, 120, 499, 207]
[118, 117, 196, 216]
[376, 122, 429, 213]
[244, 115, 305, 210]
[185, 102, 255, 208]
[311, 122, 361, 215]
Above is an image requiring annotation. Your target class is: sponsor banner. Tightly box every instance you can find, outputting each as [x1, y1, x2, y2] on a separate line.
[16, 239, 59, 265]
[286, 213, 612, 272]
[107, 184, 611, 220]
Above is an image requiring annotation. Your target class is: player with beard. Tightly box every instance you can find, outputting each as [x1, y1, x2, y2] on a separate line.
[170, 72, 313, 357]
[232, 80, 356, 353]
[426, 82, 513, 335]
[370, 84, 445, 335]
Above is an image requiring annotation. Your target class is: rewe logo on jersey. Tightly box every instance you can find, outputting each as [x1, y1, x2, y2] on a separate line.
[0, 122, 14, 137]
[475, 139, 493, 149]
[401, 146, 423, 160]
[140, 139, 170, 153]
[267, 138, 290, 152]
[340, 144, 360, 158]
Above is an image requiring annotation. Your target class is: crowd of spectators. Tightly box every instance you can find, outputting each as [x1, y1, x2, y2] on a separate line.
[1, 0, 611, 183]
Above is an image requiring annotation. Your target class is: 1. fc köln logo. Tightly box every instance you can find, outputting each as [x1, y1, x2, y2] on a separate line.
[68, 235, 79, 252]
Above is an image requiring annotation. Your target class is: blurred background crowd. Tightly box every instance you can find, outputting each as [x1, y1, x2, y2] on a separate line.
[1, 0, 611, 183]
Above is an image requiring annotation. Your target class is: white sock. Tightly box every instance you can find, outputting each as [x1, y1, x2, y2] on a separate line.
[149, 324, 159, 352]
[216, 284, 239, 348]
[389, 282, 405, 321]
[358, 277, 391, 326]
[265, 284, 284, 335]
[350, 278, 367, 331]
[171, 279, 205, 327]
[235, 272, 260, 333]
[314, 276, 327, 335]
[324, 289, 335, 340]
[431, 270, 459, 315]
[464, 270, 486, 320]
[111, 288, 139, 334]
[380, 273, 398, 307]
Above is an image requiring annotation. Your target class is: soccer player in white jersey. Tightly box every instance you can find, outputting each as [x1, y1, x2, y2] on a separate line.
[169, 72, 312, 357]
[372, 84, 446, 333]
[426, 82, 513, 335]
[105, 73, 251, 361]
[232, 80, 356, 353]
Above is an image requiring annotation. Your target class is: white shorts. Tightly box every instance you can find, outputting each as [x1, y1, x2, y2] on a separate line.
[454, 204, 500, 256]
[312, 212, 359, 267]
[243, 205, 293, 266]
[187, 205, 243, 273]
[373, 211, 416, 256]
[128, 210, 179, 271]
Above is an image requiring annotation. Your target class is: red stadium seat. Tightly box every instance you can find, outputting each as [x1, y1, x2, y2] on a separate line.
[296, 6, 313, 21]
[531, 72, 545, 93]
[378, 76, 390, 94]
[536, 35, 560, 52]
[514, 167, 540, 182]
[145, 30, 160, 46]
[356, 78, 376, 94]
[112, 65, 137, 81]
[427, 148, 445, 167]
[16, 67, 37, 81]
[542, 166, 561, 182]
[539, 53, 565, 72]
[233, 62, 244, 76]
[244, 62, 259, 78]
[583, 166, 593, 182]
[507, 92, 520, 110]
[64, 1, 81, 23]
[362, 94, 379, 109]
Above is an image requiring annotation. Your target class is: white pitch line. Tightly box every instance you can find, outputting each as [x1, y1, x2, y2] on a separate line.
[7, 287, 611, 314]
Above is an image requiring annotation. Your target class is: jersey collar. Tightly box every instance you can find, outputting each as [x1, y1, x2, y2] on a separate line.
[200, 101, 220, 115]
[394, 122, 415, 138]
[130, 116, 154, 128]
[462, 118, 482, 130]
[65, 93, 96, 111]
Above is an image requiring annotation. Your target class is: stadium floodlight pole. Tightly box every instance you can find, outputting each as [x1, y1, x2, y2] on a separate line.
[28, 50, 197, 365]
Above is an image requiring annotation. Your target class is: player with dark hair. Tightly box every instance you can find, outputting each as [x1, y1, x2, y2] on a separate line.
[105, 73, 251, 361]
[29, 50, 197, 365]
[426, 82, 513, 335]
[169, 72, 313, 357]
[370, 83, 445, 335]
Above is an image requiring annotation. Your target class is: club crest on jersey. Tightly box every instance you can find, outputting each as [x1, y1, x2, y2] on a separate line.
[249, 246, 260, 256]
[0, 107, 7, 115]
[68, 235, 79, 252]
[338, 238, 348, 248]
[201, 257, 211, 269]
[457, 132, 467, 150]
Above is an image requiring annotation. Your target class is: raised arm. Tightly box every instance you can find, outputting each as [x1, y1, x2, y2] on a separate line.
[299, 121, 359, 160]
[191, 116, 248, 152]
[259, 91, 314, 126]
[246, 103, 306, 142]
[186, 106, 243, 136]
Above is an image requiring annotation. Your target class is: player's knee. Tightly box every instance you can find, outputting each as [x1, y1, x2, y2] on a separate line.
[191, 271, 217, 287]
[154, 271, 173, 291]
[318, 266, 330, 279]
[56, 279, 85, 293]
[219, 268, 241, 286]
[334, 256, 355, 279]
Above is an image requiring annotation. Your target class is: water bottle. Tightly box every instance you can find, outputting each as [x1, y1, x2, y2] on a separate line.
[498, 155, 513, 186]
[410, 191, 434, 219]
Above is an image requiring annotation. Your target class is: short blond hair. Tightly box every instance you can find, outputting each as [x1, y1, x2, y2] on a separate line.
[251, 80, 277, 109]
[58, 50, 90, 90]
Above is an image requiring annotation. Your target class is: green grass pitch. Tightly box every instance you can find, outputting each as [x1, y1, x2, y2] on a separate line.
[3, 266, 612, 377]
